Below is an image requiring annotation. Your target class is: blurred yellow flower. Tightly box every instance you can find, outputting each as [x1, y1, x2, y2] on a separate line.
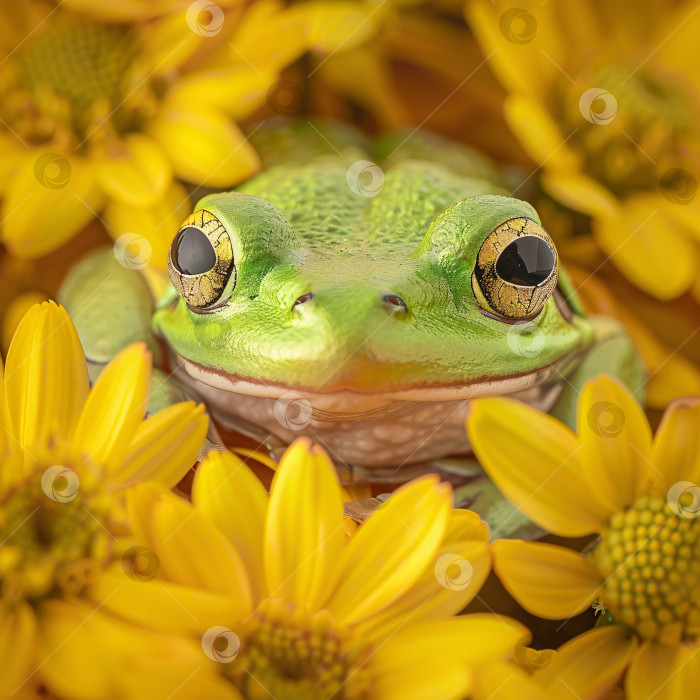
[314, 4, 530, 166]
[90, 440, 526, 699]
[0, 0, 380, 267]
[568, 265, 700, 408]
[468, 375, 700, 699]
[467, 0, 700, 301]
[0, 301, 208, 697]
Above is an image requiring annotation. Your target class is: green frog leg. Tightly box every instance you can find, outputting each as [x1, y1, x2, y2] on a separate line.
[549, 315, 646, 428]
[442, 316, 645, 540]
[58, 248, 160, 372]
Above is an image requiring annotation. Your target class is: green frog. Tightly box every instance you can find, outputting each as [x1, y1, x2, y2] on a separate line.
[60, 123, 644, 534]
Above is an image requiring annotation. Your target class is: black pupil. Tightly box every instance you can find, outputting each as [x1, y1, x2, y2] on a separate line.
[176, 227, 216, 275]
[495, 236, 555, 286]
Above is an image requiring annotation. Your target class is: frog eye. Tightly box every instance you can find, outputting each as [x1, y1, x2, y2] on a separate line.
[472, 218, 557, 321]
[168, 210, 236, 310]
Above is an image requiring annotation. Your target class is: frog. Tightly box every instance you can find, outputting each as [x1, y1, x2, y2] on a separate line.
[59, 122, 645, 535]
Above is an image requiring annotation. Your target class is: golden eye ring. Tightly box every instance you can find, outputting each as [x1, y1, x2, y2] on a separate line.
[472, 217, 558, 321]
[168, 210, 235, 310]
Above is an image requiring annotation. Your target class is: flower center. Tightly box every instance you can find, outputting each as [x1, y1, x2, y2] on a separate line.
[229, 600, 373, 699]
[0, 459, 111, 604]
[559, 64, 692, 196]
[15, 20, 138, 112]
[595, 495, 700, 641]
[8, 19, 144, 144]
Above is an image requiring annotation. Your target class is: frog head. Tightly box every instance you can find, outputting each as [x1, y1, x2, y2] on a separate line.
[153, 189, 593, 403]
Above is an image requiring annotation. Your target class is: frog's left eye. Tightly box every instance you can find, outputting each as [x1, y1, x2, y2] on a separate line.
[168, 210, 236, 310]
[472, 218, 557, 321]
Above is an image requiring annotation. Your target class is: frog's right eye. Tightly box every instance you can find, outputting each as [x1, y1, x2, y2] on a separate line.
[168, 210, 236, 310]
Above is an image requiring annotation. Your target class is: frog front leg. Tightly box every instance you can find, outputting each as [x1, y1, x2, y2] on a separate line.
[549, 315, 646, 429]
[59, 248, 160, 378]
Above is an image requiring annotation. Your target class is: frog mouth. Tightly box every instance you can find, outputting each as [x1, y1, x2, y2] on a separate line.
[170, 349, 577, 410]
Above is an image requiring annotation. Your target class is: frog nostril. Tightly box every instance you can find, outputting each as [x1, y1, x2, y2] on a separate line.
[381, 293, 407, 313]
[293, 292, 313, 308]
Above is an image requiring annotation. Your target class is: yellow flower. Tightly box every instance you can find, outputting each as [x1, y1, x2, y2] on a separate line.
[314, 3, 529, 166]
[90, 439, 527, 699]
[468, 374, 700, 699]
[466, 0, 700, 301]
[0, 301, 208, 697]
[0, 0, 378, 264]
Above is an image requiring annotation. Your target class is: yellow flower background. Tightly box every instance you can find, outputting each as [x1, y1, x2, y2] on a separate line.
[0, 1, 698, 699]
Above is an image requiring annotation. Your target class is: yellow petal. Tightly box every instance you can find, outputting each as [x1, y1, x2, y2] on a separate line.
[358, 539, 491, 641]
[113, 401, 208, 488]
[328, 475, 451, 626]
[94, 133, 171, 207]
[656, 191, 700, 245]
[136, 9, 206, 72]
[504, 94, 581, 174]
[472, 662, 547, 700]
[646, 352, 700, 410]
[90, 566, 248, 635]
[231, 446, 279, 472]
[291, 1, 382, 53]
[626, 640, 680, 700]
[655, 1, 700, 90]
[443, 508, 490, 544]
[5, 301, 89, 451]
[492, 540, 601, 619]
[594, 196, 697, 300]
[230, 0, 308, 74]
[537, 625, 637, 699]
[468, 398, 611, 537]
[577, 375, 653, 511]
[264, 439, 344, 609]
[652, 398, 700, 488]
[72, 343, 150, 471]
[0, 133, 26, 195]
[193, 450, 268, 601]
[38, 598, 232, 700]
[1, 291, 48, 356]
[129, 483, 253, 610]
[374, 662, 471, 700]
[37, 599, 130, 699]
[466, 1, 556, 98]
[119, 667, 239, 700]
[372, 615, 527, 700]
[1, 152, 104, 258]
[147, 101, 260, 187]
[660, 639, 700, 700]
[103, 181, 191, 272]
[169, 65, 274, 119]
[0, 603, 37, 698]
[541, 170, 617, 219]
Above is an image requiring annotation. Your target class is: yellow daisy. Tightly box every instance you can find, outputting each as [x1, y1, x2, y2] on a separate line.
[468, 374, 700, 699]
[0, 300, 208, 697]
[90, 439, 527, 699]
[466, 0, 700, 301]
[0, 0, 379, 264]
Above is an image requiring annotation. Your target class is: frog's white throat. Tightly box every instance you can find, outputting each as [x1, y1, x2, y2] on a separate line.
[169, 351, 572, 467]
